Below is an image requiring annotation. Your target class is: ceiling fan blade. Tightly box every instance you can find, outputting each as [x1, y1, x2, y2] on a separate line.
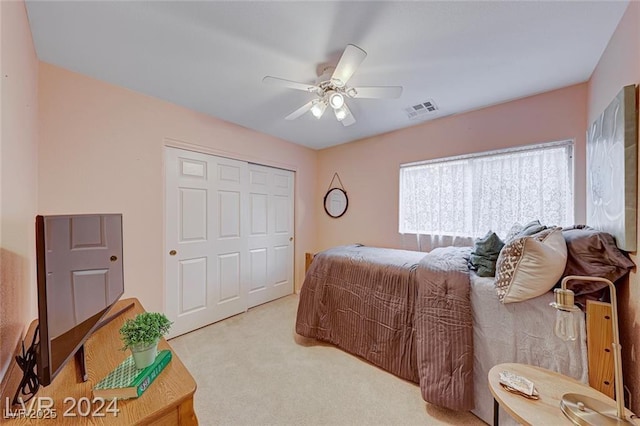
[331, 44, 367, 87]
[263, 76, 319, 93]
[285, 101, 314, 120]
[351, 86, 403, 99]
[339, 104, 356, 127]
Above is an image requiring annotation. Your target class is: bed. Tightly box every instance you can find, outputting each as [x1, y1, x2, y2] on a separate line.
[296, 244, 476, 410]
[295, 228, 633, 424]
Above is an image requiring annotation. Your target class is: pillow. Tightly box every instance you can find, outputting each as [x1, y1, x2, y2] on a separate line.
[468, 231, 505, 277]
[518, 220, 547, 237]
[504, 223, 524, 242]
[504, 219, 547, 243]
[495, 227, 567, 303]
[558, 225, 635, 296]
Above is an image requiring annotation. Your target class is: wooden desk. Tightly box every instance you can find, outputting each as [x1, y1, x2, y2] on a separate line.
[488, 363, 638, 426]
[2, 298, 198, 425]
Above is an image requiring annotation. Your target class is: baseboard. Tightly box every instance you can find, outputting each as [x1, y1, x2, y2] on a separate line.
[0, 336, 24, 404]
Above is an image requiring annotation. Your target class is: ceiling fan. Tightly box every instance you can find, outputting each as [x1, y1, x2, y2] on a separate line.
[263, 44, 403, 127]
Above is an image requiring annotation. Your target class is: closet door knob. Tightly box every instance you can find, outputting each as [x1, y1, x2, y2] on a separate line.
[169, 250, 177, 256]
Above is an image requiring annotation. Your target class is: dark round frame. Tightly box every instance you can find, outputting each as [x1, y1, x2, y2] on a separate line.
[323, 188, 349, 218]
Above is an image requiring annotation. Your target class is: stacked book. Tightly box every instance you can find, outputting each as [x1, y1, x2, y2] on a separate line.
[93, 350, 172, 399]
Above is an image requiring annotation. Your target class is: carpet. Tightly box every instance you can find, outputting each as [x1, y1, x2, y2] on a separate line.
[170, 294, 485, 425]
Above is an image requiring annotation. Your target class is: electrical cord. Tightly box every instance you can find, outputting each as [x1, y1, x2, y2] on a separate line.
[12, 327, 40, 405]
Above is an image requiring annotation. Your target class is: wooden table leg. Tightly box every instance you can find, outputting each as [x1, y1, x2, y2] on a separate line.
[493, 398, 499, 426]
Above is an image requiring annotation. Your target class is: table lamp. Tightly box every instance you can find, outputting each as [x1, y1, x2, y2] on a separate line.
[551, 275, 633, 425]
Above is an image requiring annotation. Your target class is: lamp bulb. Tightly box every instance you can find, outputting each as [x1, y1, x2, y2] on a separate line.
[554, 309, 578, 341]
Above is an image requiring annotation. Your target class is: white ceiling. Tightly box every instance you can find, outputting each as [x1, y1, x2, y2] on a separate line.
[25, 1, 628, 150]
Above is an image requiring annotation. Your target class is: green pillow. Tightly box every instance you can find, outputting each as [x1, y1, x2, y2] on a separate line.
[469, 231, 505, 277]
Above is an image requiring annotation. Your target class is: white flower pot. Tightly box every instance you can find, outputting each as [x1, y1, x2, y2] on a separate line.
[130, 341, 158, 369]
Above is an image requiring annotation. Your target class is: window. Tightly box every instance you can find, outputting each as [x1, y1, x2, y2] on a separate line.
[399, 141, 574, 238]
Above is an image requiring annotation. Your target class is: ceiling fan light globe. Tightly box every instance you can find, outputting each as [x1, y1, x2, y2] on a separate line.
[311, 100, 327, 119]
[329, 92, 345, 109]
[334, 106, 347, 121]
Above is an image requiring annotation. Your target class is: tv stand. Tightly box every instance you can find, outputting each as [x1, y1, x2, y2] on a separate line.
[2, 298, 198, 425]
[74, 301, 136, 383]
[74, 345, 88, 383]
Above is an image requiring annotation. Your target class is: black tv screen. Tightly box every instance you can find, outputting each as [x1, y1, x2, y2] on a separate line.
[36, 214, 124, 386]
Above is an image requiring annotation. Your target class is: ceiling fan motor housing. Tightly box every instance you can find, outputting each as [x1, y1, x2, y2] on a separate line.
[316, 66, 357, 103]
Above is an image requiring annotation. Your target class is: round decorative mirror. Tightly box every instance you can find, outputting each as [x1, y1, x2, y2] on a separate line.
[324, 188, 348, 218]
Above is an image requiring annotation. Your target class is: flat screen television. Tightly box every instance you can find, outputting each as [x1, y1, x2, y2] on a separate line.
[35, 214, 124, 387]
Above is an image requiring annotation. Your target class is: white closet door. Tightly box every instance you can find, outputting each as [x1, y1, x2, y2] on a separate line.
[165, 148, 294, 337]
[247, 164, 295, 308]
[165, 148, 249, 338]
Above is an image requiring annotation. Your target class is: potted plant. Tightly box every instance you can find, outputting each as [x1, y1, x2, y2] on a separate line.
[119, 312, 172, 369]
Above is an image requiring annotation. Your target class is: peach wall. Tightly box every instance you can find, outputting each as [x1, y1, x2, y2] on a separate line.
[587, 1, 640, 414]
[38, 63, 317, 315]
[0, 0, 39, 387]
[316, 84, 587, 252]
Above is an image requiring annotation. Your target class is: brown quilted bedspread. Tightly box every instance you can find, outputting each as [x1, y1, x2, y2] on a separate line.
[295, 244, 474, 411]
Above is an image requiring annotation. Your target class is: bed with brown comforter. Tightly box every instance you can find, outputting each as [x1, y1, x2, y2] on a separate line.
[295, 244, 474, 411]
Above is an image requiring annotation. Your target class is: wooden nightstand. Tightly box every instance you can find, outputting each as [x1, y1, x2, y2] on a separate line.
[488, 363, 638, 426]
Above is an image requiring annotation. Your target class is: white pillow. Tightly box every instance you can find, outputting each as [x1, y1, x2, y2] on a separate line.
[495, 227, 567, 303]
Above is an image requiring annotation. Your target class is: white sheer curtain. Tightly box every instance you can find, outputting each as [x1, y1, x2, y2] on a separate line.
[399, 142, 573, 241]
[470, 145, 573, 237]
[399, 159, 472, 237]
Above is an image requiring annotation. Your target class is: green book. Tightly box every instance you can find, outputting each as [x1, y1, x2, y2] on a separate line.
[93, 349, 172, 400]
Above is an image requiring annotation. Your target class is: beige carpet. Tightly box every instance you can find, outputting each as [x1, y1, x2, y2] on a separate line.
[170, 294, 486, 426]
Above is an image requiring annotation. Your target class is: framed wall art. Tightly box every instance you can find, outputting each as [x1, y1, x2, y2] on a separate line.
[586, 84, 638, 251]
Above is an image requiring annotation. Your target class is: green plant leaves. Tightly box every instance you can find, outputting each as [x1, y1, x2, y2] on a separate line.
[119, 312, 173, 351]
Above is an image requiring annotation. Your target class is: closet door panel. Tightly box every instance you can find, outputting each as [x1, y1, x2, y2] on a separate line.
[247, 164, 294, 308]
[166, 148, 248, 338]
